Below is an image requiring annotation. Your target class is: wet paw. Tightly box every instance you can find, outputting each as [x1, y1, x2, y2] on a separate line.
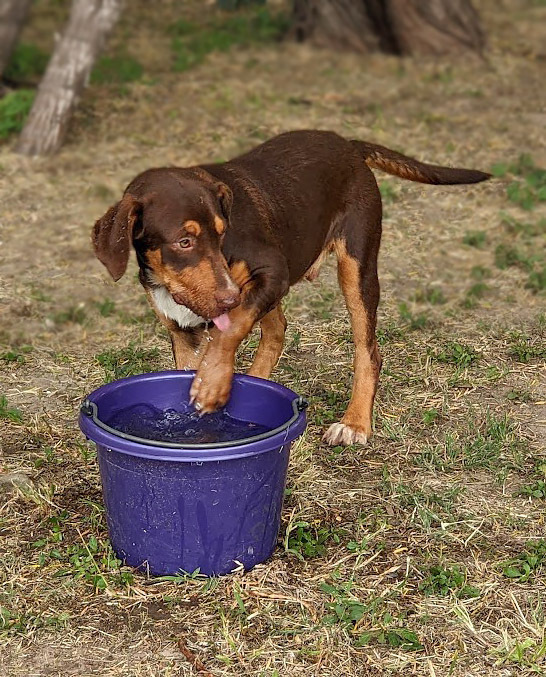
[190, 368, 232, 413]
[323, 422, 370, 447]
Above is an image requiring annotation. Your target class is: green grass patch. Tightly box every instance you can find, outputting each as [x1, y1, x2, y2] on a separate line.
[379, 181, 398, 204]
[96, 344, 161, 381]
[462, 230, 487, 248]
[412, 287, 446, 305]
[320, 581, 423, 651]
[507, 333, 546, 363]
[494, 243, 532, 271]
[422, 408, 439, 425]
[419, 565, 480, 598]
[0, 395, 23, 423]
[493, 154, 546, 210]
[1, 345, 32, 364]
[526, 266, 546, 292]
[284, 521, 343, 560]
[169, 8, 288, 72]
[4, 43, 48, 82]
[33, 520, 134, 591]
[398, 302, 428, 330]
[388, 482, 462, 531]
[0, 89, 35, 140]
[471, 265, 491, 281]
[517, 480, 546, 500]
[418, 413, 525, 472]
[52, 305, 87, 326]
[91, 55, 143, 85]
[95, 298, 116, 317]
[355, 626, 423, 652]
[462, 282, 489, 309]
[0, 607, 69, 637]
[502, 540, 546, 582]
[433, 341, 479, 368]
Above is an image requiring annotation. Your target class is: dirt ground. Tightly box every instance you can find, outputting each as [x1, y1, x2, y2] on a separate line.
[1, 1, 545, 675]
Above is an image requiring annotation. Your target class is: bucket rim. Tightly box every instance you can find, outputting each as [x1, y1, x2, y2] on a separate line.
[79, 370, 307, 462]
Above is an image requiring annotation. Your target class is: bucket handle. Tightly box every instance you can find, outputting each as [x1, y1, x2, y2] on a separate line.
[80, 396, 308, 449]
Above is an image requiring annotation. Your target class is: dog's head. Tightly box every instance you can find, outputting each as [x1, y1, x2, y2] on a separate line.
[93, 169, 240, 328]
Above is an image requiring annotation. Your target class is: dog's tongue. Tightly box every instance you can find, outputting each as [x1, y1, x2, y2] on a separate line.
[212, 313, 231, 332]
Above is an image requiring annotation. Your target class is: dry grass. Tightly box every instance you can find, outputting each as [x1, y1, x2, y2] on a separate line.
[1, 0, 545, 675]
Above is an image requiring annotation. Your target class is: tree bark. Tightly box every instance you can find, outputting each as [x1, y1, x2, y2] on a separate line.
[16, 0, 122, 157]
[0, 0, 33, 77]
[292, 0, 485, 56]
[388, 0, 485, 55]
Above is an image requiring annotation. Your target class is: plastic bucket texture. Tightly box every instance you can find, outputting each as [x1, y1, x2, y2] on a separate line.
[79, 371, 307, 576]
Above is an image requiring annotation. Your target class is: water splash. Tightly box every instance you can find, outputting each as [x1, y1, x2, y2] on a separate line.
[106, 403, 270, 444]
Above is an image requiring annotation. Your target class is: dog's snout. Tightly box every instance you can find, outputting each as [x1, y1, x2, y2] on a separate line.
[214, 289, 241, 312]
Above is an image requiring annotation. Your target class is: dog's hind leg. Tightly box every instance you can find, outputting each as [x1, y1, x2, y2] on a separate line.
[247, 304, 287, 379]
[323, 216, 382, 447]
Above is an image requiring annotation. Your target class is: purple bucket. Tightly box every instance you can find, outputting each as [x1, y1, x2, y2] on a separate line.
[78, 371, 307, 576]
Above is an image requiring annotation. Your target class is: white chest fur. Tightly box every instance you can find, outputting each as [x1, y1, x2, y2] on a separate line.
[150, 286, 204, 329]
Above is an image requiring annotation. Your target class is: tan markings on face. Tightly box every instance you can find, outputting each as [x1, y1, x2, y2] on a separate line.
[183, 220, 201, 236]
[332, 238, 381, 438]
[229, 260, 252, 289]
[214, 215, 225, 235]
[146, 248, 222, 317]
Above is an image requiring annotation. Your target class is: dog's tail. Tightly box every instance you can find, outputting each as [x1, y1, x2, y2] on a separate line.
[352, 140, 491, 185]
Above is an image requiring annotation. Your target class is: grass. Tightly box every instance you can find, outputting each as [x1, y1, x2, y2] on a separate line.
[0, 90, 35, 140]
[95, 298, 116, 317]
[1, 2, 545, 675]
[91, 55, 143, 85]
[0, 396, 23, 423]
[412, 287, 446, 305]
[517, 480, 546, 500]
[398, 301, 428, 330]
[4, 42, 48, 82]
[463, 230, 487, 248]
[419, 565, 480, 598]
[169, 7, 288, 72]
[95, 344, 161, 381]
[284, 521, 342, 560]
[502, 540, 546, 583]
[1, 345, 33, 364]
[507, 333, 546, 362]
[433, 341, 479, 368]
[418, 413, 526, 472]
[320, 581, 423, 651]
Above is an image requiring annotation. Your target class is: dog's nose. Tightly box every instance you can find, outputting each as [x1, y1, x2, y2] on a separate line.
[215, 290, 241, 312]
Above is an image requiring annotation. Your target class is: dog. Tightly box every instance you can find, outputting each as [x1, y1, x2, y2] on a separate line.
[93, 130, 489, 446]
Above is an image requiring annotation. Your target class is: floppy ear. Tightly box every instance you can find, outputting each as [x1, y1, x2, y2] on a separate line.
[92, 194, 142, 281]
[216, 182, 233, 222]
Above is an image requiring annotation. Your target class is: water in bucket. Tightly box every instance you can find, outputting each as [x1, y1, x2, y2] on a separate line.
[106, 403, 271, 444]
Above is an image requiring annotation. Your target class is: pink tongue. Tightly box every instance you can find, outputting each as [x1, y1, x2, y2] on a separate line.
[212, 313, 231, 332]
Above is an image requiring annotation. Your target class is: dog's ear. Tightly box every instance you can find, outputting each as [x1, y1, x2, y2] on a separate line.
[216, 182, 233, 222]
[92, 194, 142, 281]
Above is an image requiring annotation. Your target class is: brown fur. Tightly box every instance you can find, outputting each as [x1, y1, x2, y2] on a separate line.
[93, 130, 490, 445]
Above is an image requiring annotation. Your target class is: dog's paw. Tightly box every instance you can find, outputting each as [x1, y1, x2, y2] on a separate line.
[323, 422, 370, 447]
[190, 367, 232, 413]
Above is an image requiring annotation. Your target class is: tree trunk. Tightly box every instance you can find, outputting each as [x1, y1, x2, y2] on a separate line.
[0, 0, 33, 77]
[292, 0, 485, 56]
[388, 0, 485, 55]
[16, 0, 122, 157]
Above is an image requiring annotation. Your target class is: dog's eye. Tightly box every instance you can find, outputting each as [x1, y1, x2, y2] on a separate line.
[178, 237, 192, 249]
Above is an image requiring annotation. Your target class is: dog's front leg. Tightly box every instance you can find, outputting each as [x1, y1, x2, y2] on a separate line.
[190, 261, 288, 413]
[189, 303, 258, 413]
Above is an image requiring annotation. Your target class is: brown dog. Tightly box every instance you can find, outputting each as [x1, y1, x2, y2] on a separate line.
[93, 130, 489, 446]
